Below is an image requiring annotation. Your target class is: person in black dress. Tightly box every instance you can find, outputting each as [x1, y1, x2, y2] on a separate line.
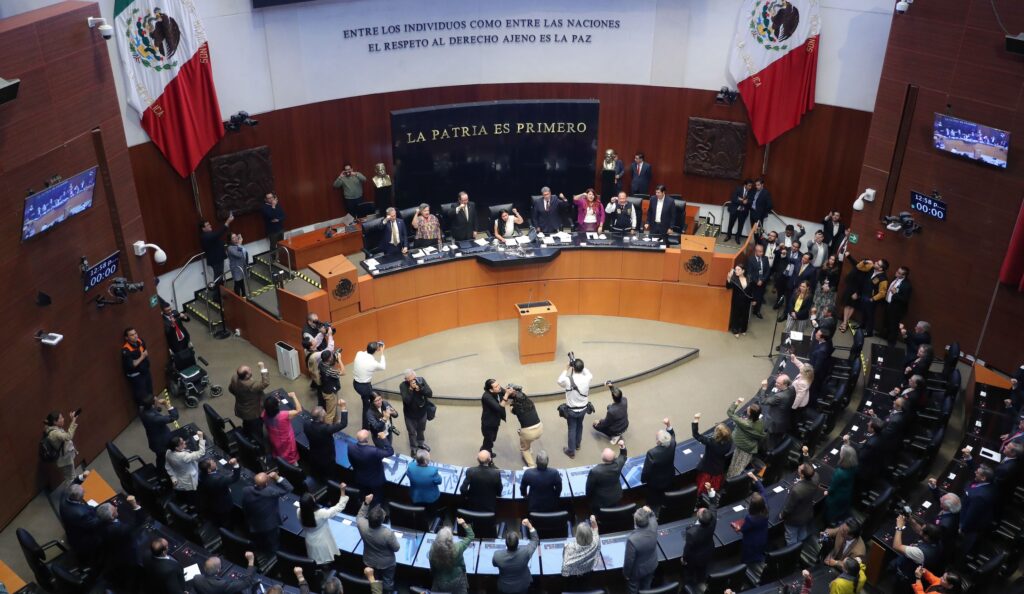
[727, 264, 754, 337]
[839, 257, 875, 333]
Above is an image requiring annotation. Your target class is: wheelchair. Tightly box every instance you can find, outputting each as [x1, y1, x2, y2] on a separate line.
[166, 345, 221, 407]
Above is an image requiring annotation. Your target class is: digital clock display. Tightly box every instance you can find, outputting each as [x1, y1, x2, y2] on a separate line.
[83, 251, 120, 292]
[910, 191, 947, 221]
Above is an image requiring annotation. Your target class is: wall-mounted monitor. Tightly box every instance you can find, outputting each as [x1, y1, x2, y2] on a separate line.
[933, 113, 1009, 169]
[21, 167, 98, 241]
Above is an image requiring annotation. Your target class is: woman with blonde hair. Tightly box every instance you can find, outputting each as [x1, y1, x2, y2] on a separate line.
[692, 413, 733, 495]
[790, 353, 814, 413]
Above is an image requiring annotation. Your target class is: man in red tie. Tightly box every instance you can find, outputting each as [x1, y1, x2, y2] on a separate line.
[630, 152, 653, 195]
[160, 301, 191, 354]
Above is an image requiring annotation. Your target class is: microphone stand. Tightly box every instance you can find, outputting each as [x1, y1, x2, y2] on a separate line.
[752, 316, 784, 360]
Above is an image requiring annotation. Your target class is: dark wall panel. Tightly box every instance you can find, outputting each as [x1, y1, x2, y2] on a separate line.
[129, 84, 872, 269]
[851, 0, 1024, 371]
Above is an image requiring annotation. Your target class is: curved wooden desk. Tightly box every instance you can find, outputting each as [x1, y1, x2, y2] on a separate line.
[223, 234, 752, 369]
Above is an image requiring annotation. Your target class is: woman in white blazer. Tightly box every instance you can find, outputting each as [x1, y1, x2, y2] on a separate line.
[298, 488, 350, 566]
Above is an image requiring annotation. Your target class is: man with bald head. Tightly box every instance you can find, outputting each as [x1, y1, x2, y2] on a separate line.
[229, 361, 270, 439]
[241, 471, 293, 556]
[192, 552, 257, 594]
[348, 428, 394, 505]
[586, 439, 628, 511]
[755, 374, 795, 449]
[460, 450, 503, 513]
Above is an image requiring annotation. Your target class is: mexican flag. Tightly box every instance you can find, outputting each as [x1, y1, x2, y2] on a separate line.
[728, 0, 821, 145]
[114, 0, 224, 177]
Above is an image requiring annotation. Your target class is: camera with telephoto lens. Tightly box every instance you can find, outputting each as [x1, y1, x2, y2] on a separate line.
[110, 277, 144, 299]
[568, 351, 576, 364]
[320, 321, 336, 335]
[505, 383, 523, 392]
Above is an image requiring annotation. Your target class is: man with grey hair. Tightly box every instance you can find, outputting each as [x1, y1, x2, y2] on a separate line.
[623, 505, 658, 593]
[917, 484, 961, 566]
[682, 507, 716, 587]
[192, 552, 257, 593]
[520, 450, 562, 513]
[641, 417, 676, 513]
[532, 186, 566, 233]
[451, 191, 479, 241]
[400, 368, 434, 453]
[97, 495, 145, 589]
[755, 374, 795, 448]
[59, 481, 101, 565]
[378, 207, 408, 256]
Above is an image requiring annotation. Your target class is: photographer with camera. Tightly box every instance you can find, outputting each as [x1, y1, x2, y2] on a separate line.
[507, 387, 544, 468]
[353, 342, 387, 427]
[122, 327, 152, 405]
[557, 352, 593, 459]
[302, 313, 335, 356]
[593, 382, 629, 444]
[365, 393, 400, 448]
[400, 369, 434, 453]
[318, 349, 345, 424]
[480, 379, 510, 458]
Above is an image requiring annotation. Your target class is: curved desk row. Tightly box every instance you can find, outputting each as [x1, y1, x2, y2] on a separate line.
[223, 233, 753, 370]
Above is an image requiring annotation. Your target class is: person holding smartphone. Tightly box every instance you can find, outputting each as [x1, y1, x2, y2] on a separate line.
[44, 409, 81, 489]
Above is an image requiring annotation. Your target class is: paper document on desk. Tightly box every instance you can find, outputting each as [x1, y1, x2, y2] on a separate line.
[542, 236, 555, 245]
[980, 447, 1002, 462]
[183, 564, 201, 581]
[556, 232, 573, 242]
[586, 232, 597, 240]
[423, 247, 437, 255]
[475, 238, 489, 246]
[410, 249, 424, 259]
[790, 331, 804, 341]
[364, 258, 379, 269]
[515, 235, 531, 244]
[504, 238, 517, 246]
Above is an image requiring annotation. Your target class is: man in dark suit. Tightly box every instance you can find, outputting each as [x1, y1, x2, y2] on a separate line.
[59, 482, 101, 566]
[378, 207, 408, 256]
[142, 537, 186, 594]
[681, 507, 716, 587]
[97, 496, 145, 591]
[640, 418, 676, 513]
[877, 397, 910, 454]
[139, 394, 179, 474]
[809, 329, 834, 401]
[623, 506, 659, 593]
[585, 442, 628, 511]
[530, 187, 565, 234]
[241, 471, 294, 556]
[460, 450, 503, 513]
[781, 463, 819, 545]
[746, 243, 770, 319]
[519, 451, 562, 513]
[630, 153, 652, 195]
[199, 458, 241, 526]
[644, 185, 676, 237]
[480, 379, 508, 458]
[748, 178, 773, 228]
[883, 266, 912, 344]
[959, 464, 997, 554]
[848, 422, 886, 483]
[192, 553, 257, 594]
[793, 253, 818, 294]
[348, 429, 394, 504]
[451, 191, 479, 241]
[723, 179, 753, 243]
[821, 211, 846, 254]
[754, 375, 795, 448]
[303, 405, 348, 481]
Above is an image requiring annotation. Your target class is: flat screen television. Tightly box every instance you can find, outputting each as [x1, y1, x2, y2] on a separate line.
[933, 113, 1009, 169]
[21, 167, 98, 241]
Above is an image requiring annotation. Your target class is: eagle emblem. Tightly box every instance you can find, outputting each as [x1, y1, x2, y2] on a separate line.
[333, 278, 355, 300]
[685, 255, 708, 276]
[123, 7, 182, 71]
[527, 316, 551, 336]
[749, 0, 800, 50]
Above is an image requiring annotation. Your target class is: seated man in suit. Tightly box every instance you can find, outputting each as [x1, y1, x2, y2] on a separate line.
[821, 518, 865, 569]
[193, 554, 257, 594]
[59, 482, 101, 567]
[460, 450, 503, 513]
[241, 471, 294, 556]
[519, 450, 562, 514]
[585, 441, 628, 511]
[143, 537, 186, 594]
[644, 185, 676, 237]
[681, 507, 716, 587]
[450, 191, 479, 241]
[348, 429, 394, 504]
[303, 405, 348, 481]
[531, 186, 566, 234]
[198, 458, 241, 527]
[624, 506, 659, 594]
[378, 207, 408, 256]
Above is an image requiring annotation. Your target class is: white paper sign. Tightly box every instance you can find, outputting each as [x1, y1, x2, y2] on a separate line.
[948, 473, 956, 480]
[790, 331, 804, 341]
[773, 486, 784, 494]
[830, 449, 839, 455]
[184, 564, 202, 581]
[922, 501, 932, 509]
[682, 449, 692, 455]
[851, 425, 859, 432]
[874, 374, 881, 380]
[732, 505, 745, 512]
[474, 238, 489, 246]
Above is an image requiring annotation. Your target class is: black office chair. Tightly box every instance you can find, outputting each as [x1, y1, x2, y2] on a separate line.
[218, 527, 276, 574]
[488, 203, 516, 236]
[399, 206, 419, 231]
[411, 588, 453, 594]
[597, 502, 637, 534]
[204, 403, 242, 456]
[659, 485, 698, 522]
[456, 508, 503, 538]
[830, 329, 864, 378]
[720, 473, 753, 506]
[131, 472, 170, 524]
[17, 527, 85, 592]
[337, 569, 374, 594]
[669, 197, 687, 235]
[274, 550, 323, 590]
[762, 435, 794, 485]
[748, 540, 802, 585]
[529, 510, 573, 539]
[233, 431, 268, 473]
[167, 501, 222, 552]
[273, 455, 327, 501]
[389, 501, 440, 533]
[793, 411, 827, 453]
[639, 582, 680, 594]
[361, 217, 387, 257]
[854, 481, 894, 537]
[705, 563, 748, 593]
[326, 480, 362, 515]
[52, 563, 92, 594]
[962, 546, 1009, 591]
[106, 441, 163, 494]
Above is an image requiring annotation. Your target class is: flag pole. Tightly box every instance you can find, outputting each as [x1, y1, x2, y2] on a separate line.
[761, 142, 770, 175]
[190, 171, 203, 218]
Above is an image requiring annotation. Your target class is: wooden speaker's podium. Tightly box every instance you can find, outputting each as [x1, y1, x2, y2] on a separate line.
[516, 301, 557, 364]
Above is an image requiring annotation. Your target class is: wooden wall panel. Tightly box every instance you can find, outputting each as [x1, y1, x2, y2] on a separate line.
[659, 284, 731, 330]
[334, 311, 380, 364]
[497, 282, 542, 320]
[417, 293, 459, 337]
[579, 250, 623, 279]
[373, 272, 417, 307]
[129, 84, 872, 270]
[537, 250, 580, 280]
[457, 286, 498, 326]
[620, 251, 664, 281]
[376, 300, 419, 346]
[579, 280, 621, 316]
[541, 280, 581, 315]
[852, 0, 1024, 370]
[619, 281, 663, 320]
[414, 261, 457, 298]
[0, 3, 166, 528]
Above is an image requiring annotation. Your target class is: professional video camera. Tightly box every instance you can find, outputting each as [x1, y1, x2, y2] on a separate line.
[110, 277, 144, 299]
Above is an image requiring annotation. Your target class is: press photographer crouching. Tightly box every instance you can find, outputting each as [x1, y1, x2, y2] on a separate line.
[506, 386, 544, 468]
[558, 352, 594, 459]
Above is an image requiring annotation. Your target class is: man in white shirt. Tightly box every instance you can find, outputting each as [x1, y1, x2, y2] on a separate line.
[557, 356, 593, 459]
[353, 342, 386, 427]
[644, 185, 675, 237]
[808, 230, 829, 268]
[165, 431, 206, 508]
